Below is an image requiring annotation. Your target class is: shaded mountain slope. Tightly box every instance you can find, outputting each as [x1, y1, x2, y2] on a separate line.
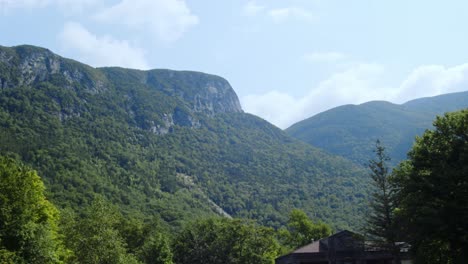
[286, 91, 468, 166]
[0, 45, 368, 229]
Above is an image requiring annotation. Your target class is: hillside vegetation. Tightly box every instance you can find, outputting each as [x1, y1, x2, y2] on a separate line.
[0, 45, 368, 230]
[286, 93, 468, 166]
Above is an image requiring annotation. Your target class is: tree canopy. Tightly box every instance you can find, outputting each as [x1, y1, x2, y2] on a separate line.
[172, 218, 280, 264]
[0, 156, 67, 263]
[278, 209, 332, 250]
[393, 109, 468, 263]
[61, 197, 141, 264]
[0, 44, 370, 231]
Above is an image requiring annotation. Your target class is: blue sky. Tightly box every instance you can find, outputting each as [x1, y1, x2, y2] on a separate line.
[1, 0, 468, 128]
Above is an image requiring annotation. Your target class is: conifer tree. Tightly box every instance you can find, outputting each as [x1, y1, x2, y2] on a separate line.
[364, 140, 400, 263]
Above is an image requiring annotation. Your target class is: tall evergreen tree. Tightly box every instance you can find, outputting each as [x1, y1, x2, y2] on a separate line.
[364, 140, 400, 263]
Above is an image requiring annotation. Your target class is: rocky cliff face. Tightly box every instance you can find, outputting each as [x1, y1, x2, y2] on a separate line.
[0, 44, 370, 230]
[0, 45, 106, 93]
[0, 45, 243, 133]
[145, 70, 243, 116]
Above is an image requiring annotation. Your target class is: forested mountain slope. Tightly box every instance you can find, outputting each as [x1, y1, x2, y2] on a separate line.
[0, 45, 368, 229]
[286, 91, 468, 166]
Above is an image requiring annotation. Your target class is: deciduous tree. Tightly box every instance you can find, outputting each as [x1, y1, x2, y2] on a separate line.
[173, 218, 279, 264]
[393, 110, 468, 264]
[61, 197, 140, 264]
[279, 209, 332, 249]
[0, 156, 67, 263]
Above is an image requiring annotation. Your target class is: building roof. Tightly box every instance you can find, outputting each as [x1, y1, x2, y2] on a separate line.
[291, 230, 362, 254]
[275, 230, 411, 264]
[293, 240, 321, 253]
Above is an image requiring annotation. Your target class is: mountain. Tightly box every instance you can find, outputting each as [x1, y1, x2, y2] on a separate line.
[286, 92, 468, 166]
[0, 45, 369, 230]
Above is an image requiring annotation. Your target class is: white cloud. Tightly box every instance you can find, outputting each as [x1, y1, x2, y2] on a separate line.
[240, 3, 315, 23]
[396, 64, 468, 102]
[242, 91, 305, 129]
[0, 0, 50, 9]
[243, 1, 265, 16]
[242, 63, 388, 128]
[268, 7, 315, 23]
[94, 0, 198, 42]
[242, 63, 468, 129]
[58, 22, 149, 69]
[55, 0, 99, 14]
[303, 52, 346, 63]
[0, 0, 98, 14]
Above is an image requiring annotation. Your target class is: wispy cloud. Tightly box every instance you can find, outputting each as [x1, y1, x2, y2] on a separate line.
[94, 0, 198, 42]
[0, 0, 98, 14]
[241, 2, 315, 23]
[396, 64, 468, 102]
[268, 7, 315, 23]
[242, 63, 386, 128]
[243, 1, 265, 16]
[58, 22, 149, 69]
[0, 0, 50, 9]
[1, 0, 198, 40]
[303, 52, 346, 63]
[242, 63, 468, 129]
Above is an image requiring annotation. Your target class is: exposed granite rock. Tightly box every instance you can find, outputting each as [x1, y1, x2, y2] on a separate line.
[150, 113, 175, 135]
[18, 50, 60, 86]
[0, 44, 243, 134]
[0, 45, 106, 93]
[145, 70, 243, 116]
[192, 81, 243, 116]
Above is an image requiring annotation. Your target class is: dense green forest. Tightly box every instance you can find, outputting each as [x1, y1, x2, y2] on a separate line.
[286, 92, 468, 166]
[0, 44, 467, 263]
[0, 156, 332, 263]
[0, 45, 368, 230]
[363, 110, 468, 264]
[2, 110, 466, 263]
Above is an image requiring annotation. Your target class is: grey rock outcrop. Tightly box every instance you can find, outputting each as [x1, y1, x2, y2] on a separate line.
[0, 44, 243, 134]
[0, 45, 106, 93]
[144, 69, 243, 116]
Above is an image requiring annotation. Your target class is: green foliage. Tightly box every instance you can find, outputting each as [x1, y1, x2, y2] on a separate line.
[0, 246, 19, 264]
[117, 217, 174, 264]
[364, 141, 397, 242]
[393, 109, 468, 264]
[174, 113, 369, 229]
[0, 156, 67, 263]
[173, 218, 280, 264]
[278, 209, 332, 249]
[61, 197, 140, 264]
[410, 239, 451, 264]
[0, 44, 370, 233]
[364, 141, 401, 262]
[136, 232, 173, 264]
[286, 94, 468, 166]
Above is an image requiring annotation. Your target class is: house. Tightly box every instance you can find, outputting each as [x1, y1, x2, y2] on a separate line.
[275, 230, 412, 264]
